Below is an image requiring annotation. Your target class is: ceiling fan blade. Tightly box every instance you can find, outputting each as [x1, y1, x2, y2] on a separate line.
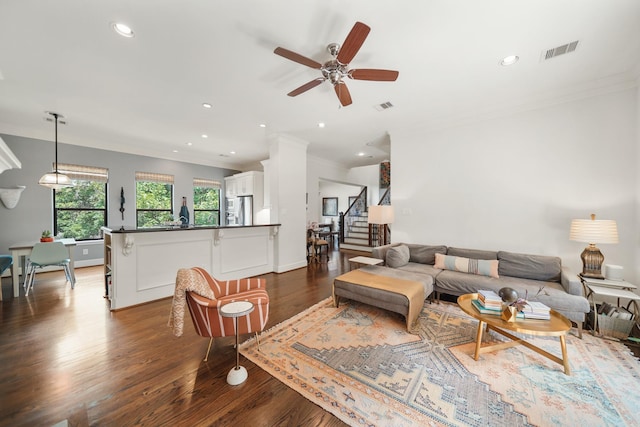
[287, 78, 325, 97]
[334, 82, 353, 106]
[336, 22, 370, 65]
[349, 69, 399, 81]
[274, 47, 322, 69]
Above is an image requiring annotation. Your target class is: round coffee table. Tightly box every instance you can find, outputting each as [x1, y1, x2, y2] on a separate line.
[220, 300, 255, 385]
[457, 293, 572, 375]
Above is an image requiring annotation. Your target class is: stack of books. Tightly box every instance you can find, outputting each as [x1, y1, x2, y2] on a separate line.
[521, 300, 551, 320]
[478, 290, 502, 310]
[472, 290, 524, 319]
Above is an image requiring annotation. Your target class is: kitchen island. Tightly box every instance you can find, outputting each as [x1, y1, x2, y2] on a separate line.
[102, 224, 280, 310]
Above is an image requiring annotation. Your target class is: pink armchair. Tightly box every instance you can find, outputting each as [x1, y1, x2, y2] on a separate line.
[170, 267, 269, 361]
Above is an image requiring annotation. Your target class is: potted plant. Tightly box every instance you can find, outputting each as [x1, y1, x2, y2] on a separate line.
[40, 230, 54, 242]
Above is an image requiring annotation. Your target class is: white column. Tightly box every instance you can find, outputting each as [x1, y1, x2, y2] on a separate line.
[268, 134, 309, 272]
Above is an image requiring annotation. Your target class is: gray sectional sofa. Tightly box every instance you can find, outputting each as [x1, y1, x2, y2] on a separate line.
[371, 243, 590, 337]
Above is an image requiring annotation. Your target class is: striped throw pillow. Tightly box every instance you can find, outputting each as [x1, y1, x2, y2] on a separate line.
[434, 253, 499, 278]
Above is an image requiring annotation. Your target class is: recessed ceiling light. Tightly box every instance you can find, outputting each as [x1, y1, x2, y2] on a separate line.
[259, 123, 266, 128]
[318, 122, 325, 128]
[201, 134, 208, 138]
[186, 142, 193, 146]
[500, 55, 519, 66]
[172, 150, 178, 153]
[111, 22, 134, 38]
[358, 152, 365, 156]
[230, 151, 236, 155]
[202, 103, 212, 109]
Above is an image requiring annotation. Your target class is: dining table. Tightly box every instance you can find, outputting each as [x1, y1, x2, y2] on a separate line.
[8, 238, 77, 298]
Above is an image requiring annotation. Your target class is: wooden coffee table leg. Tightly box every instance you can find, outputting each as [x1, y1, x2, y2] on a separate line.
[560, 335, 571, 375]
[474, 321, 485, 360]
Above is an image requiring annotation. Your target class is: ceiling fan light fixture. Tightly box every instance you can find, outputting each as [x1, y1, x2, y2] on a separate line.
[500, 55, 519, 66]
[39, 112, 73, 190]
[112, 22, 135, 38]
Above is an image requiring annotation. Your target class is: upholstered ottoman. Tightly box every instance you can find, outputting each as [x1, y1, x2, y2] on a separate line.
[333, 265, 434, 331]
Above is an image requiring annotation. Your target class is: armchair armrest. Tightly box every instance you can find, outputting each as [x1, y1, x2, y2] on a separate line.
[561, 266, 582, 296]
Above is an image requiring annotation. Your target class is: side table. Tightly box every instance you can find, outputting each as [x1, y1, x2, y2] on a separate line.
[220, 300, 255, 385]
[348, 256, 384, 271]
[581, 277, 640, 337]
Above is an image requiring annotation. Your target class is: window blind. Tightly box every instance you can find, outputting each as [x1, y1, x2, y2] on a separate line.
[135, 171, 174, 184]
[193, 178, 222, 189]
[57, 163, 108, 182]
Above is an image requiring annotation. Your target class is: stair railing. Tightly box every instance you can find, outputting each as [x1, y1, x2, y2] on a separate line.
[339, 186, 367, 244]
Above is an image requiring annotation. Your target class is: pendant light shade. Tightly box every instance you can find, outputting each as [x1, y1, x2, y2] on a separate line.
[39, 112, 73, 190]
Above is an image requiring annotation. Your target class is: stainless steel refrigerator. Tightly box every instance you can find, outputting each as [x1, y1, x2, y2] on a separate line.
[226, 195, 253, 226]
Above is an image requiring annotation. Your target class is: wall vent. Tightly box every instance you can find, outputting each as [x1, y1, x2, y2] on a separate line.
[374, 101, 394, 111]
[543, 40, 579, 60]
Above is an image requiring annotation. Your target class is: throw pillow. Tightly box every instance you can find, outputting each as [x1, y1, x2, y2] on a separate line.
[386, 244, 410, 268]
[434, 253, 499, 278]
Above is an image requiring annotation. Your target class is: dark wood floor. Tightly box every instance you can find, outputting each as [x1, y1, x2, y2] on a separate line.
[0, 247, 355, 427]
[2, 249, 639, 426]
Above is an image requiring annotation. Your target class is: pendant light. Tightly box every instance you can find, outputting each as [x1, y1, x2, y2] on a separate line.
[39, 111, 73, 189]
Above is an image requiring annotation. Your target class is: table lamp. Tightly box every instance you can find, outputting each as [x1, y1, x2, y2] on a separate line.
[368, 205, 394, 246]
[569, 214, 618, 279]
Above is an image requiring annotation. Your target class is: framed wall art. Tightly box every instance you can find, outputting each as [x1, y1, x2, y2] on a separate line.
[322, 197, 338, 216]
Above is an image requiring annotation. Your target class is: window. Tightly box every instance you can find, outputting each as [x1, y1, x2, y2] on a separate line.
[136, 172, 174, 228]
[193, 178, 221, 226]
[54, 164, 108, 240]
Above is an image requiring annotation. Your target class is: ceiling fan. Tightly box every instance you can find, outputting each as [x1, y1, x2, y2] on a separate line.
[274, 21, 399, 107]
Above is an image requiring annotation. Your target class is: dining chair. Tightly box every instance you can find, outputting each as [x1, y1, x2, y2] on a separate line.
[24, 242, 74, 296]
[0, 255, 13, 300]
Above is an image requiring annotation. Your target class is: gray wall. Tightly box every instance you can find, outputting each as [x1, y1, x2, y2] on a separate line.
[0, 133, 238, 265]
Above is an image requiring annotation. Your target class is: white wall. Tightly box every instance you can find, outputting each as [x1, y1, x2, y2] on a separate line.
[347, 164, 381, 207]
[306, 156, 350, 224]
[391, 88, 639, 285]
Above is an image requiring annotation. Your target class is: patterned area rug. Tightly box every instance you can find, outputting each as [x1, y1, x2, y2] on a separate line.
[240, 297, 640, 426]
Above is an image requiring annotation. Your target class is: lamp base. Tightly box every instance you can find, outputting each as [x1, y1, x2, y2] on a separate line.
[580, 244, 605, 280]
[227, 365, 248, 385]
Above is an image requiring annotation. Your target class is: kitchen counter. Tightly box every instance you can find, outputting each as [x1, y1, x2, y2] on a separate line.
[103, 223, 280, 233]
[102, 224, 280, 310]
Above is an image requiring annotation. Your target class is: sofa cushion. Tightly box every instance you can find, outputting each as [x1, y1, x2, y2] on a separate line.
[498, 251, 562, 282]
[406, 244, 448, 265]
[386, 244, 410, 268]
[447, 247, 498, 260]
[435, 253, 499, 278]
[396, 262, 443, 278]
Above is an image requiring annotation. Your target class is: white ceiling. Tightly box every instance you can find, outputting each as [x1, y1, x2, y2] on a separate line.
[0, 1, 638, 170]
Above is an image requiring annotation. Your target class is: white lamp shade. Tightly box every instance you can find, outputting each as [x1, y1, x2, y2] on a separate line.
[39, 171, 73, 189]
[368, 205, 394, 225]
[570, 216, 618, 244]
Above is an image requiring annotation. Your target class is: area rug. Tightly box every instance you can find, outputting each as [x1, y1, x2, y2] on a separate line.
[240, 297, 640, 426]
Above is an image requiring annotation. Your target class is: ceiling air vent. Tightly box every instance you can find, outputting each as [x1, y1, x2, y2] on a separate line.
[543, 40, 579, 60]
[374, 101, 394, 111]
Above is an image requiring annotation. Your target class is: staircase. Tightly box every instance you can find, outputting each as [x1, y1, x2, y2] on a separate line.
[341, 212, 373, 252]
[338, 186, 390, 253]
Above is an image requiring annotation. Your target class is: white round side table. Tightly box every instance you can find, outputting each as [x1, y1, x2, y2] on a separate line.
[220, 300, 255, 385]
